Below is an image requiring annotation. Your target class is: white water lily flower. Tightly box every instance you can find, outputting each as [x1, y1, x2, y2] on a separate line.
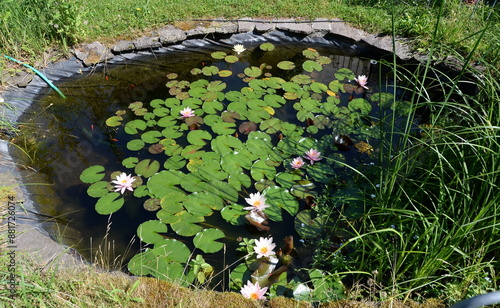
[233, 44, 246, 55]
[253, 237, 276, 258]
[355, 75, 369, 89]
[112, 172, 135, 194]
[179, 106, 195, 118]
[244, 192, 270, 211]
[240, 280, 268, 300]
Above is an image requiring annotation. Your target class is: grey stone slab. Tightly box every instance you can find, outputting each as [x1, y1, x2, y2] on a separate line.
[330, 21, 366, 42]
[112, 40, 135, 52]
[186, 26, 217, 37]
[276, 19, 314, 35]
[133, 36, 162, 50]
[255, 21, 276, 32]
[312, 18, 332, 32]
[73, 41, 114, 66]
[238, 18, 255, 32]
[212, 21, 238, 34]
[154, 25, 187, 44]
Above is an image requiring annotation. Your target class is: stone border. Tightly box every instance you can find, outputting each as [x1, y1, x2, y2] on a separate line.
[73, 18, 411, 66]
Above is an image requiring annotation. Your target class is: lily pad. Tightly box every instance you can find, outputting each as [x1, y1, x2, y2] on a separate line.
[294, 209, 324, 239]
[87, 181, 109, 198]
[220, 204, 246, 226]
[259, 42, 275, 51]
[95, 192, 124, 215]
[187, 130, 212, 146]
[80, 165, 105, 183]
[193, 228, 225, 253]
[144, 198, 161, 211]
[211, 51, 227, 59]
[302, 60, 322, 72]
[265, 186, 299, 216]
[277, 61, 296, 70]
[127, 139, 145, 151]
[244, 66, 262, 78]
[137, 220, 168, 244]
[106, 116, 123, 127]
[124, 119, 147, 134]
[225, 55, 239, 63]
[348, 98, 372, 115]
[135, 159, 160, 178]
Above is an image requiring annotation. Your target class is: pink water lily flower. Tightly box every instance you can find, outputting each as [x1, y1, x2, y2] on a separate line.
[304, 149, 322, 165]
[180, 107, 195, 118]
[355, 75, 369, 89]
[290, 157, 305, 169]
[240, 280, 268, 300]
[254, 237, 276, 259]
[244, 192, 270, 211]
[112, 172, 135, 194]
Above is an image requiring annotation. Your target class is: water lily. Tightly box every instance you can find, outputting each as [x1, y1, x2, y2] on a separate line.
[244, 192, 270, 211]
[112, 172, 135, 194]
[180, 107, 195, 118]
[355, 75, 369, 89]
[304, 149, 322, 164]
[240, 280, 268, 300]
[290, 157, 305, 169]
[233, 44, 246, 55]
[253, 236, 276, 259]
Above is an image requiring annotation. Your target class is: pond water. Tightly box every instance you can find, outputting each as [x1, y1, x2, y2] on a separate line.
[15, 40, 410, 289]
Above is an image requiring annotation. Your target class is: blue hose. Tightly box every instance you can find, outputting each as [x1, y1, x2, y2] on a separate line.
[3, 55, 67, 99]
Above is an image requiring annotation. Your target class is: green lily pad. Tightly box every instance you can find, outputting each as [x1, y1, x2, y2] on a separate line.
[302, 60, 322, 72]
[124, 119, 147, 134]
[277, 61, 296, 70]
[260, 118, 282, 134]
[193, 228, 225, 253]
[275, 172, 302, 189]
[251, 159, 276, 181]
[80, 165, 105, 183]
[228, 172, 252, 190]
[348, 98, 372, 115]
[137, 220, 167, 244]
[211, 121, 236, 135]
[225, 55, 239, 63]
[122, 157, 139, 168]
[302, 49, 319, 59]
[135, 159, 160, 178]
[220, 204, 246, 226]
[370, 92, 394, 109]
[127, 139, 145, 151]
[290, 180, 316, 199]
[187, 130, 212, 146]
[164, 156, 186, 170]
[87, 181, 109, 198]
[158, 210, 204, 237]
[265, 186, 299, 216]
[95, 192, 124, 215]
[291, 74, 312, 85]
[141, 130, 163, 144]
[218, 70, 232, 77]
[244, 66, 262, 78]
[153, 238, 191, 263]
[294, 209, 324, 239]
[259, 42, 275, 51]
[128, 249, 156, 276]
[334, 68, 355, 81]
[310, 82, 328, 93]
[105, 116, 123, 127]
[254, 179, 275, 191]
[148, 170, 185, 198]
[211, 51, 227, 59]
[202, 66, 219, 76]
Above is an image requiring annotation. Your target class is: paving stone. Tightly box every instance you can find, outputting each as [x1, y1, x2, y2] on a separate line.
[112, 40, 135, 52]
[276, 19, 314, 34]
[238, 18, 255, 32]
[312, 18, 332, 32]
[74, 41, 114, 66]
[155, 25, 187, 44]
[133, 36, 162, 50]
[255, 21, 276, 32]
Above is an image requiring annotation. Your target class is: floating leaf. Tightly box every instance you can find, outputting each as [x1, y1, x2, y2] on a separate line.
[128, 249, 156, 276]
[211, 51, 227, 59]
[218, 70, 232, 77]
[144, 198, 161, 211]
[277, 61, 295, 70]
[193, 228, 225, 253]
[254, 179, 275, 191]
[80, 165, 105, 183]
[225, 55, 239, 63]
[370, 92, 394, 109]
[211, 135, 244, 155]
[137, 220, 167, 244]
[265, 186, 299, 216]
[302, 60, 322, 72]
[95, 192, 124, 215]
[316, 56, 332, 65]
[220, 204, 246, 226]
[260, 118, 282, 134]
[244, 66, 262, 78]
[87, 181, 109, 198]
[141, 131, 163, 144]
[203, 100, 224, 114]
[291, 74, 312, 85]
[228, 172, 252, 190]
[148, 143, 165, 154]
[221, 110, 240, 123]
[187, 130, 212, 146]
[294, 210, 324, 239]
[106, 116, 123, 127]
[158, 210, 204, 237]
[310, 82, 328, 93]
[275, 172, 302, 189]
[259, 42, 275, 51]
[153, 239, 191, 263]
[334, 68, 355, 81]
[202, 66, 219, 76]
[348, 98, 372, 115]
[251, 159, 276, 181]
[164, 156, 186, 170]
[135, 159, 160, 178]
[127, 139, 145, 151]
[290, 180, 316, 199]
[211, 121, 236, 135]
[302, 49, 319, 59]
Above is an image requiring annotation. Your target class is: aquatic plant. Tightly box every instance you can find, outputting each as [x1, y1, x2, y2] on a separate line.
[80, 42, 413, 300]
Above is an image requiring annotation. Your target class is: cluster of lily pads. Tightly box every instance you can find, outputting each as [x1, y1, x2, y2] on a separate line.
[79, 42, 409, 300]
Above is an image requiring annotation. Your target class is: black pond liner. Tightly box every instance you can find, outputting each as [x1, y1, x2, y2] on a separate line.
[3, 30, 409, 278]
